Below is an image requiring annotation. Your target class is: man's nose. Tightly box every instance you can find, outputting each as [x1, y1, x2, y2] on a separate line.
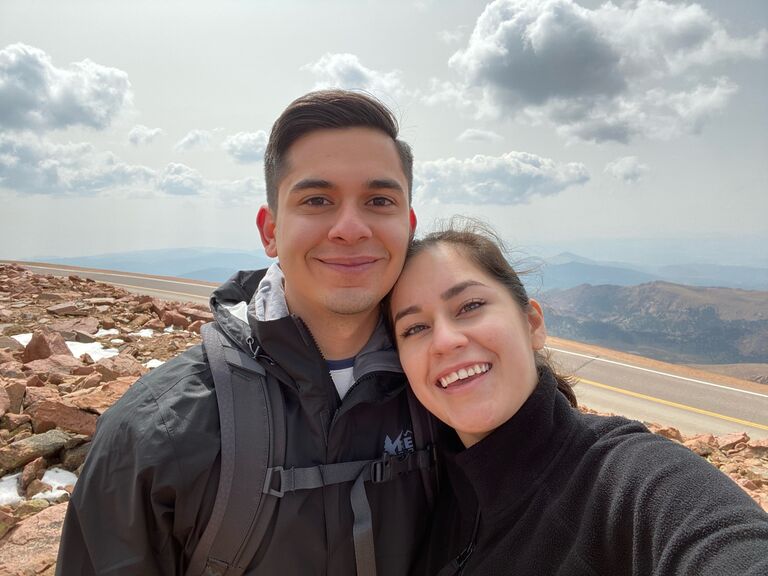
[328, 203, 373, 243]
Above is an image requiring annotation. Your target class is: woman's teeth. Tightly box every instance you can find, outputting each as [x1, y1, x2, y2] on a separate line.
[439, 363, 491, 388]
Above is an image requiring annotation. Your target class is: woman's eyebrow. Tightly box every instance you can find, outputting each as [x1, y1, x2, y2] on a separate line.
[440, 280, 486, 301]
[394, 305, 421, 324]
[393, 280, 487, 324]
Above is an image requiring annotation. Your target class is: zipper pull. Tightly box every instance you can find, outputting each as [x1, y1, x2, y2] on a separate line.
[246, 336, 274, 365]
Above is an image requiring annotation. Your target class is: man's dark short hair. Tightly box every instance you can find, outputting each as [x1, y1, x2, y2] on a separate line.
[263, 90, 413, 210]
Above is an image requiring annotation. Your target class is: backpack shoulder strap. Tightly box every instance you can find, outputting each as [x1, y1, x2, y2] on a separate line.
[406, 386, 438, 508]
[186, 323, 285, 576]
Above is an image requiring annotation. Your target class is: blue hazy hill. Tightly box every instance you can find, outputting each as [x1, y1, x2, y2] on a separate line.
[44, 248, 275, 283]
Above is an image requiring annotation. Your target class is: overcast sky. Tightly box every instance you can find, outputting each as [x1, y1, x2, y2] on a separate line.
[1, 0, 766, 267]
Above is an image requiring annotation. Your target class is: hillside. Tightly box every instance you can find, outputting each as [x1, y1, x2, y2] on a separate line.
[540, 281, 768, 365]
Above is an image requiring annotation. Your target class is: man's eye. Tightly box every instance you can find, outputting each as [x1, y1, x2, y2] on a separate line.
[369, 197, 394, 207]
[303, 197, 331, 206]
[400, 324, 427, 338]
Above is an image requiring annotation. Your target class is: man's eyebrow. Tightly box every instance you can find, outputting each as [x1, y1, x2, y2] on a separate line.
[289, 178, 332, 192]
[393, 281, 486, 324]
[368, 178, 405, 193]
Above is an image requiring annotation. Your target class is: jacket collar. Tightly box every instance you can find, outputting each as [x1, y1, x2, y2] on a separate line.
[209, 265, 403, 392]
[447, 369, 579, 521]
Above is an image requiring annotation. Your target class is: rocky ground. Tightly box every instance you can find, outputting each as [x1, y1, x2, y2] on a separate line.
[0, 263, 766, 574]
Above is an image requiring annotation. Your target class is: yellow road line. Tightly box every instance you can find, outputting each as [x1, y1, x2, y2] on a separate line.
[577, 377, 768, 432]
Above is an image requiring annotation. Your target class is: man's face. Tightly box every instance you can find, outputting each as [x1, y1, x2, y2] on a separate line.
[257, 127, 416, 323]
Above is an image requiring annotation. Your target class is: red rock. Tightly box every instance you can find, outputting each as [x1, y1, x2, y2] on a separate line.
[683, 438, 715, 457]
[23, 387, 60, 408]
[21, 457, 46, 490]
[49, 317, 99, 335]
[151, 300, 167, 318]
[0, 413, 31, 431]
[188, 320, 204, 334]
[647, 424, 683, 442]
[0, 501, 68, 571]
[79, 353, 94, 365]
[100, 318, 116, 329]
[46, 302, 87, 316]
[0, 360, 24, 378]
[746, 438, 768, 456]
[25, 479, 53, 498]
[162, 310, 190, 329]
[2, 378, 25, 413]
[92, 354, 146, 382]
[142, 318, 165, 331]
[0, 429, 71, 475]
[22, 331, 72, 363]
[71, 365, 95, 376]
[74, 372, 102, 390]
[179, 307, 214, 323]
[22, 354, 84, 376]
[0, 336, 23, 351]
[26, 399, 99, 436]
[0, 387, 9, 418]
[65, 377, 134, 415]
[25, 374, 44, 387]
[717, 432, 750, 452]
[0, 507, 18, 540]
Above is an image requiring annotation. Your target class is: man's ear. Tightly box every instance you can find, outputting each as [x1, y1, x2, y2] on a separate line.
[527, 299, 547, 351]
[256, 205, 278, 258]
[409, 208, 417, 239]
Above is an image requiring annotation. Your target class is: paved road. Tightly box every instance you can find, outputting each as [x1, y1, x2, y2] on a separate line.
[7, 260, 767, 439]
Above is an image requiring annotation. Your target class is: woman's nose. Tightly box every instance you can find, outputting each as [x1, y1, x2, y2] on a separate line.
[430, 320, 468, 355]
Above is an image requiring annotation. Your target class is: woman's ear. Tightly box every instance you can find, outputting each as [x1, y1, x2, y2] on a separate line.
[256, 205, 278, 258]
[527, 299, 547, 351]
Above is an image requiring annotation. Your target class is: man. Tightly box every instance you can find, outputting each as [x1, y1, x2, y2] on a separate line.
[56, 90, 434, 575]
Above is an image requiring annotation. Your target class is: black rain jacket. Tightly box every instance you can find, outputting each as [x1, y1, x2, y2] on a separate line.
[56, 269, 434, 575]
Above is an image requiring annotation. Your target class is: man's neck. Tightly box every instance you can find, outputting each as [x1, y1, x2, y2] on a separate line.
[301, 308, 380, 361]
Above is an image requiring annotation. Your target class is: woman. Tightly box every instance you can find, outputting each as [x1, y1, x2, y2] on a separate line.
[388, 220, 768, 575]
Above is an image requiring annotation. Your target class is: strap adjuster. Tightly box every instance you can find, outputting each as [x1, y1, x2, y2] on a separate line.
[370, 454, 391, 483]
[263, 466, 287, 497]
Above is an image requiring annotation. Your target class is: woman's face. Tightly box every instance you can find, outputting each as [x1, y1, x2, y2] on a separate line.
[390, 243, 547, 447]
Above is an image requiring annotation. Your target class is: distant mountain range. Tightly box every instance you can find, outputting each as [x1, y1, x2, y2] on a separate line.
[534, 252, 768, 292]
[42, 248, 275, 283]
[540, 281, 768, 364]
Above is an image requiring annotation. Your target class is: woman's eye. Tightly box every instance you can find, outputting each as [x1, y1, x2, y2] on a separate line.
[400, 324, 427, 338]
[459, 300, 484, 314]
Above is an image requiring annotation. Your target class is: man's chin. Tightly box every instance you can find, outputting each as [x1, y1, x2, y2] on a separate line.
[322, 291, 382, 316]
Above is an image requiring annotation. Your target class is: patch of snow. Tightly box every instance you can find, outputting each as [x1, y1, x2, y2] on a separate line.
[31, 467, 78, 502]
[11, 333, 33, 346]
[0, 472, 22, 506]
[66, 341, 119, 361]
[110, 338, 125, 345]
[163, 326, 175, 333]
[94, 328, 120, 338]
[129, 329, 154, 338]
[144, 359, 165, 369]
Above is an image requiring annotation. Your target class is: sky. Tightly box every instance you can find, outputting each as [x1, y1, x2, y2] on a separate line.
[1, 0, 767, 267]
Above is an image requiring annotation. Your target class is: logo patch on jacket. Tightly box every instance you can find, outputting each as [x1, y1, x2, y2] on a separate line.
[383, 429, 414, 457]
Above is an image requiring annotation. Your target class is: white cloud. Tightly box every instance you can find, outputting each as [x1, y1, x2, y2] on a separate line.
[0, 132, 152, 195]
[302, 53, 406, 99]
[0, 43, 132, 131]
[174, 129, 215, 152]
[440, 27, 467, 44]
[0, 132, 264, 204]
[222, 131, 267, 164]
[441, 0, 767, 142]
[604, 156, 649, 183]
[128, 124, 164, 146]
[457, 128, 503, 143]
[157, 162, 205, 196]
[415, 151, 588, 205]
